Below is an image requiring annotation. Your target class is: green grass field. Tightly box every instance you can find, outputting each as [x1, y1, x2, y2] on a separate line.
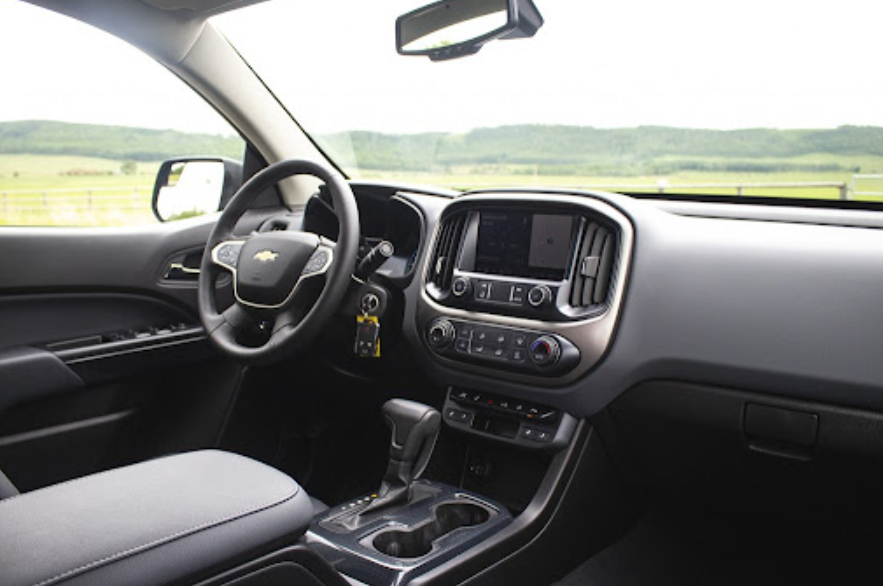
[0, 155, 159, 226]
[3, 154, 883, 227]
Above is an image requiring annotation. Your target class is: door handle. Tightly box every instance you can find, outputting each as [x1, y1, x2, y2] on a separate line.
[164, 262, 200, 280]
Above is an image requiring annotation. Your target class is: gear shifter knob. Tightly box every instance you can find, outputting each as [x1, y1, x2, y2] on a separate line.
[384, 399, 441, 473]
[359, 399, 440, 516]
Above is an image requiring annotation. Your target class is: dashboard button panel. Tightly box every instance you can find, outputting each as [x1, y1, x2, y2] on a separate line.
[467, 279, 560, 313]
[425, 318, 579, 376]
[443, 388, 576, 449]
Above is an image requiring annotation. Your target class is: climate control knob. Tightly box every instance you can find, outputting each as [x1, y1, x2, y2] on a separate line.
[527, 285, 553, 307]
[529, 335, 561, 367]
[451, 276, 472, 297]
[427, 319, 456, 349]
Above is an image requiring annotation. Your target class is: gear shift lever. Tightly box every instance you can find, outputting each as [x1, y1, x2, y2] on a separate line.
[361, 399, 441, 514]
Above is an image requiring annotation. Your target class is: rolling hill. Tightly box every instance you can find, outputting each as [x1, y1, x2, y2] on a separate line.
[3, 120, 883, 176]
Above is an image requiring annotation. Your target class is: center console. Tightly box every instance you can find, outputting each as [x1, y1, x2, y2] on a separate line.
[305, 399, 514, 586]
[303, 390, 582, 586]
[307, 481, 511, 586]
[416, 193, 633, 385]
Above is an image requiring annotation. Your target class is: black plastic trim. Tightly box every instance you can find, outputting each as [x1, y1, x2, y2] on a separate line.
[0, 346, 84, 415]
[409, 421, 622, 586]
[55, 326, 205, 363]
[191, 543, 350, 586]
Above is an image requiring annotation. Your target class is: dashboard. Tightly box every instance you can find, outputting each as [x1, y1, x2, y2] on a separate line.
[302, 182, 883, 428]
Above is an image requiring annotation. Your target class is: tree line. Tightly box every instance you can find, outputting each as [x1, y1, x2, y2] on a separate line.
[3, 120, 882, 174]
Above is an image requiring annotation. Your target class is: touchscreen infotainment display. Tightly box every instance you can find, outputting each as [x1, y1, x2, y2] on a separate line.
[474, 212, 575, 280]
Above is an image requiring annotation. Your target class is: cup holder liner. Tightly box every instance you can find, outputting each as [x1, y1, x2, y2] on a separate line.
[372, 502, 491, 559]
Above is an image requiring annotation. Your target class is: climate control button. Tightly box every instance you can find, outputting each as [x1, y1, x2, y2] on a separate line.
[529, 335, 561, 367]
[425, 318, 578, 376]
[427, 319, 456, 348]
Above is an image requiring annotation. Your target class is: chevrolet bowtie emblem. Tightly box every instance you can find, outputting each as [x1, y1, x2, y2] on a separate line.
[253, 250, 279, 262]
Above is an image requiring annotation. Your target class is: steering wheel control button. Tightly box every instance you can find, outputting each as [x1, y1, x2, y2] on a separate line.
[451, 276, 472, 297]
[527, 285, 553, 307]
[303, 248, 331, 275]
[214, 242, 244, 269]
[529, 336, 561, 367]
[427, 319, 456, 348]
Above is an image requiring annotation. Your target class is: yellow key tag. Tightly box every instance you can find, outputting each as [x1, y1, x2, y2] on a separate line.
[355, 314, 381, 358]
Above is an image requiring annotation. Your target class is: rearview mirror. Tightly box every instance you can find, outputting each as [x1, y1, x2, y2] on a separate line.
[396, 0, 543, 61]
[152, 157, 242, 222]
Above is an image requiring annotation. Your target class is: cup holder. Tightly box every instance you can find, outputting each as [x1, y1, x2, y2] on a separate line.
[372, 502, 491, 559]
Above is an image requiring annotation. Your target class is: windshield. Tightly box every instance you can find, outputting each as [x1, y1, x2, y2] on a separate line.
[215, 0, 883, 202]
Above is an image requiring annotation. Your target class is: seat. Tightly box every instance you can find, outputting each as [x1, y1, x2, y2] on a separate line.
[0, 467, 18, 499]
[0, 450, 343, 586]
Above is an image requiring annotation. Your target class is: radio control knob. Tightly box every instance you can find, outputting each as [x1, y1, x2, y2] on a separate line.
[451, 276, 472, 297]
[529, 335, 561, 367]
[427, 319, 455, 349]
[527, 285, 553, 307]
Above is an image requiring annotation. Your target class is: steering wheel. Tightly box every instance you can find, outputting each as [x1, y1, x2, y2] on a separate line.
[198, 159, 359, 364]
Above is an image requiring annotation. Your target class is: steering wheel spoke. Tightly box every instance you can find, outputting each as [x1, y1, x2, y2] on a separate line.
[222, 303, 256, 331]
[271, 306, 305, 334]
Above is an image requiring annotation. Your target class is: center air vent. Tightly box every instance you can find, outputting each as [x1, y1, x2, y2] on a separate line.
[428, 213, 466, 290]
[569, 220, 616, 309]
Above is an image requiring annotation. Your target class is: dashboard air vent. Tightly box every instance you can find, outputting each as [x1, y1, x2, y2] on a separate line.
[429, 213, 466, 290]
[569, 221, 616, 308]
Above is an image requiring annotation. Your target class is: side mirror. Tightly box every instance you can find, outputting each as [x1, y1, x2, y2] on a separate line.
[151, 157, 243, 223]
[396, 0, 543, 61]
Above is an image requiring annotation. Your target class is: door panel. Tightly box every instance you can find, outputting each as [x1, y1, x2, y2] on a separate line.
[0, 210, 277, 490]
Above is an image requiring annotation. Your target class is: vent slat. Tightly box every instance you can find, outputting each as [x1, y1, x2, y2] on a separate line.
[593, 233, 615, 304]
[429, 214, 465, 290]
[429, 229, 444, 285]
[571, 222, 598, 306]
[581, 226, 607, 307]
[436, 224, 453, 280]
[569, 219, 616, 309]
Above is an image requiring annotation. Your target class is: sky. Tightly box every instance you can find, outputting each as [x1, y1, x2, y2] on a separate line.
[2, 0, 883, 136]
